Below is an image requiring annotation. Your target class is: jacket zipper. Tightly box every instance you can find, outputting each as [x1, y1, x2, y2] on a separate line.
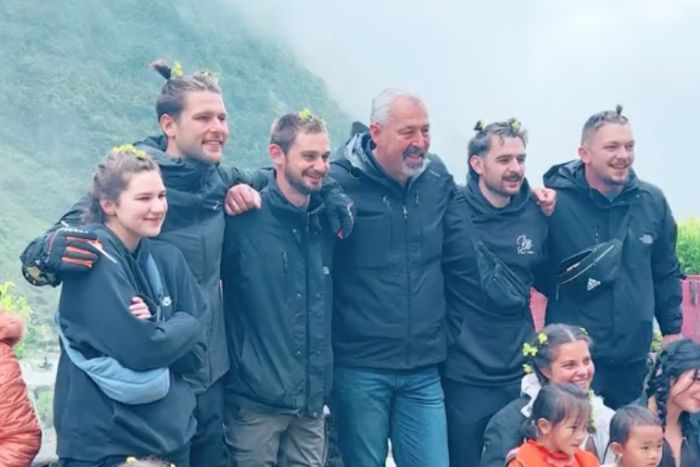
[403, 203, 412, 368]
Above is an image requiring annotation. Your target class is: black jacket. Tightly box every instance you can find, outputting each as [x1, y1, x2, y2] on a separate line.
[330, 133, 458, 370]
[20, 135, 266, 391]
[442, 174, 548, 386]
[543, 160, 682, 363]
[221, 178, 335, 418]
[54, 227, 205, 461]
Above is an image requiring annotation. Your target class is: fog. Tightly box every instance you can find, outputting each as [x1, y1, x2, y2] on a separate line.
[235, 0, 699, 218]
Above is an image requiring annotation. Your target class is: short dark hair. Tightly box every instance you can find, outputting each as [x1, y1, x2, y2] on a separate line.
[609, 405, 662, 445]
[524, 383, 592, 440]
[270, 110, 326, 154]
[581, 104, 629, 144]
[467, 118, 528, 175]
[150, 59, 221, 120]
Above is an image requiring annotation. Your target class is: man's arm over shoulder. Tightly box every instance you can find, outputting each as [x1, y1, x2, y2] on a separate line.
[19, 196, 98, 287]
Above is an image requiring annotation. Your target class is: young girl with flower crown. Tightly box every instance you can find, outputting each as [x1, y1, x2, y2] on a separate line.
[480, 324, 615, 467]
[506, 383, 600, 467]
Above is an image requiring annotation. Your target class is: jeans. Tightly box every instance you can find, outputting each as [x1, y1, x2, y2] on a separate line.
[331, 365, 449, 467]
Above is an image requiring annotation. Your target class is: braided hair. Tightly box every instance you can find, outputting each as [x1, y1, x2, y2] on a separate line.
[150, 59, 221, 120]
[524, 324, 592, 385]
[646, 339, 700, 437]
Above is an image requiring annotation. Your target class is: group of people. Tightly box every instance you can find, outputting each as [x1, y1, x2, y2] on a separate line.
[7, 58, 687, 467]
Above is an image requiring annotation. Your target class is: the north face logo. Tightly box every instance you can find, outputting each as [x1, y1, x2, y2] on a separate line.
[587, 278, 601, 291]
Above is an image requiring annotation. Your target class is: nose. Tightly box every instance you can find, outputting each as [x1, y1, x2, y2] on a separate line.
[312, 157, 330, 176]
[411, 132, 429, 151]
[152, 197, 168, 215]
[210, 118, 229, 136]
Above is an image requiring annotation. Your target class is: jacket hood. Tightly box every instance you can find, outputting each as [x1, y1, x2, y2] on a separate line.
[263, 174, 326, 232]
[136, 135, 220, 192]
[0, 313, 24, 346]
[465, 170, 533, 221]
[336, 132, 432, 188]
[543, 160, 639, 206]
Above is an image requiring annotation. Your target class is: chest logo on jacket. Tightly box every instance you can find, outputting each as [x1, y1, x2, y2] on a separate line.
[639, 233, 654, 245]
[516, 235, 535, 255]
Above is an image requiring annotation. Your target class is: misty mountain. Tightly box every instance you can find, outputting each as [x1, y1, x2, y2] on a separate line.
[0, 0, 350, 328]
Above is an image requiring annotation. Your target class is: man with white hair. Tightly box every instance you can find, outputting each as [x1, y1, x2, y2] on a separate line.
[329, 89, 454, 467]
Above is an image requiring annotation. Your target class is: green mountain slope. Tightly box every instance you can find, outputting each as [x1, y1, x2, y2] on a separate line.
[0, 0, 350, 348]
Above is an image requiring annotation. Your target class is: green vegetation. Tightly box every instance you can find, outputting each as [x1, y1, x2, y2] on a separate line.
[0, 282, 51, 360]
[0, 0, 351, 358]
[678, 218, 700, 275]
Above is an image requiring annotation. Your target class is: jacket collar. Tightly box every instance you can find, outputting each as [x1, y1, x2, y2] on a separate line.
[337, 132, 432, 195]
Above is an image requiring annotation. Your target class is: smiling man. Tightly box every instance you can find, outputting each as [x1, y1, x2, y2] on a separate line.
[221, 111, 335, 466]
[543, 106, 683, 409]
[442, 119, 549, 467]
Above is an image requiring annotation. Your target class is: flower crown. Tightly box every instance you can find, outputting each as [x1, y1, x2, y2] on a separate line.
[112, 144, 147, 160]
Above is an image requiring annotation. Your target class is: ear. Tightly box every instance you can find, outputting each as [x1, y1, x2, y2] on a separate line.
[610, 441, 624, 457]
[536, 417, 552, 436]
[539, 366, 552, 382]
[99, 197, 117, 217]
[268, 144, 285, 166]
[369, 122, 382, 145]
[577, 145, 590, 163]
[159, 114, 177, 139]
[469, 155, 484, 175]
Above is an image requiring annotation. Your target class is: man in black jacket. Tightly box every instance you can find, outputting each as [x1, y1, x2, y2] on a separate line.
[543, 106, 683, 409]
[19, 62, 353, 467]
[442, 119, 549, 467]
[221, 110, 335, 466]
[330, 89, 458, 467]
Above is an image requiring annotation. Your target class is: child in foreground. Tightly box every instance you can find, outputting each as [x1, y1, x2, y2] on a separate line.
[602, 405, 663, 467]
[506, 383, 599, 467]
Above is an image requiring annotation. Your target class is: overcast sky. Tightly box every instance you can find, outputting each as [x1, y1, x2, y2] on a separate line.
[235, 0, 699, 218]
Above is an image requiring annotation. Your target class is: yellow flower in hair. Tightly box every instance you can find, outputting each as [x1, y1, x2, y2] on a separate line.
[171, 60, 184, 79]
[112, 144, 147, 160]
[509, 118, 521, 132]
[201, 69, 219, 85]
[537, 332, 548, 345]
[125, 458, 137, 464]
[522, 342, 538, 358]
[522, 363, 533, 374]
[298, 107, 314, 122]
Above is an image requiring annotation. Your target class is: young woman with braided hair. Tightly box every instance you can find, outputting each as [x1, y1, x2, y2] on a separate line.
[645, 339, 700, 467]
[480, 324, 615, 467]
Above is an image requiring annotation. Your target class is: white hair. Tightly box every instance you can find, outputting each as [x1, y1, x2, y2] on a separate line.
[370, 88, 424, 126]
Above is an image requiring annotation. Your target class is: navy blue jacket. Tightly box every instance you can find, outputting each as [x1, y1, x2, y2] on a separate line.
[222, 178, 335, 417]
[443, 174, 548, 386]
[330, 133, 458, 370]
[54, 227, 205, 461]
[543, 160, 682, 364]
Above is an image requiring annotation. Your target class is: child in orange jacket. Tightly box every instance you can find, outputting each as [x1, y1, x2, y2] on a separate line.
[507, 383, 599, 467]
[0, 306, 42, 467]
